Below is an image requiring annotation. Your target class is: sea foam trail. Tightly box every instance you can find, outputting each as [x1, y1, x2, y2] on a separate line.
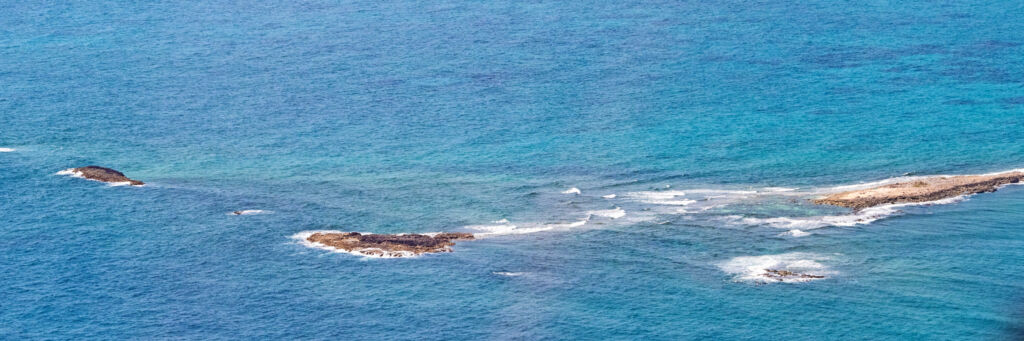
[637, 168, 1024, 228]
[811, 168, 1024, 195]
[492, 271, 526, 277]
[0, 148, 15, 152]
[625, 190, 697, 206]
[726, 195, 969, 229]
[718, 252, 834, 284]
[230, 210, 269, 215]
[467, 217, 590, 238]
[588, 207, 626, 219]
[562, 187, 581, 195]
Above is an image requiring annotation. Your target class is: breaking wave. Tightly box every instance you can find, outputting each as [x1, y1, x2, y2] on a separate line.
[588, 207, 626, 219]
[625, 190, 697, 206]
[718, 252, 835, 284]
[782, 229, 811, 237]
[467, 217, 590, 238]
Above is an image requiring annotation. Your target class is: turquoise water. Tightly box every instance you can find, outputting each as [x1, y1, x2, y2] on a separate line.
[2, 1, 1024, 339]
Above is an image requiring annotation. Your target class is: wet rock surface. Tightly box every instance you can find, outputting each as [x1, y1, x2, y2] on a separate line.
[762, 269, 825, 281]
[813, 171, 1023, 210]
[72, 166, 145, 186]
[306, 232, 475, 257]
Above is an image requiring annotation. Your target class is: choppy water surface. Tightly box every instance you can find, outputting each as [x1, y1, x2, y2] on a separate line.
[2, 1, 1023, 339]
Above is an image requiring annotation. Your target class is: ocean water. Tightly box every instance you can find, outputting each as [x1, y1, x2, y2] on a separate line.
[2, 1, 1024, 339]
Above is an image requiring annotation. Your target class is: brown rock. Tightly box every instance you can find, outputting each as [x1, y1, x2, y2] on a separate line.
[306, 232, 475, 257]
[813, 171, 1023, 210]
[72, 166, 145, 186]
[763, 269, 825, 281]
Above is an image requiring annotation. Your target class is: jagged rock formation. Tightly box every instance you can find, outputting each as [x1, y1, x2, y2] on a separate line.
[67, 166, 145, 186]
[813, 171, 1023, 210]
[762, 269, 825, 281]
[306, 232, 475, 257]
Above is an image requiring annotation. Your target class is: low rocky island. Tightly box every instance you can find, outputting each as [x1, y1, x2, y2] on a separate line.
[305, 231, 475, 257]
[813, 171, 1023, 210]
[61, 166, 145, 186]
[762, 269, 825, 282]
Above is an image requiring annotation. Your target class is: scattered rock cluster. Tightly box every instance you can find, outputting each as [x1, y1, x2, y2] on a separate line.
[306, 232, 475, 257]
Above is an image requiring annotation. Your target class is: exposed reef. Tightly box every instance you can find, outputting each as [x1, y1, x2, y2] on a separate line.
[762, 269, 825, 282]
[63, 166, 145, 186]
[813, 171, 1023, 210]
[306, 232, 475, 257]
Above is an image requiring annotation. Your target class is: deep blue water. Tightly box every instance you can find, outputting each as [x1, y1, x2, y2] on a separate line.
[2, 1, 1024, 339]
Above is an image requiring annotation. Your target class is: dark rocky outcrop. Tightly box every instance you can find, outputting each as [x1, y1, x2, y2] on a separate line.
[71, 166, 145, 186]
[306, 232, 475, 257]
[762, 269, 825, 281]
[813, 171, 1023, 210]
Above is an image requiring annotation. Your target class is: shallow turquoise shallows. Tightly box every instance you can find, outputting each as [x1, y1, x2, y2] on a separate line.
[2, 1, 1024, 339]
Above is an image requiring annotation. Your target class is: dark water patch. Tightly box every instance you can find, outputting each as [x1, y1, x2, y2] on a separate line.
[940, 60, 1020, 84]
[894, 44, 948, 56]
[943, 99, 980, 105]
[999, 97, 1024, 105]
[972, 40, 1021, 50]
[803, 45, 945, 69]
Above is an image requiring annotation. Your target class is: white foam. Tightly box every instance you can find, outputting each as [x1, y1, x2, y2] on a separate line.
[718, 252, 834, 284]
[492, 271, 526, 277]
[727, 195, 969, 229]
[683, 189, 758, 195]
[291, 230, 421, 259]
[626, 190, 697, 206]
[761, 187, 797, 192]
[562, 187, 581, 195]
[56, 168, 83, 177]
[0, 148, 15, 152]
[602, 194, 617, 199]
[588, 207, 626, 219]
[976, 168, 1024, 177]
[783, 229, 811, 237]
[467, 217, 590, 238]
[559, 219, 589, 228]
[466, 222, 528, 236]
[230, 210, 268, 215]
